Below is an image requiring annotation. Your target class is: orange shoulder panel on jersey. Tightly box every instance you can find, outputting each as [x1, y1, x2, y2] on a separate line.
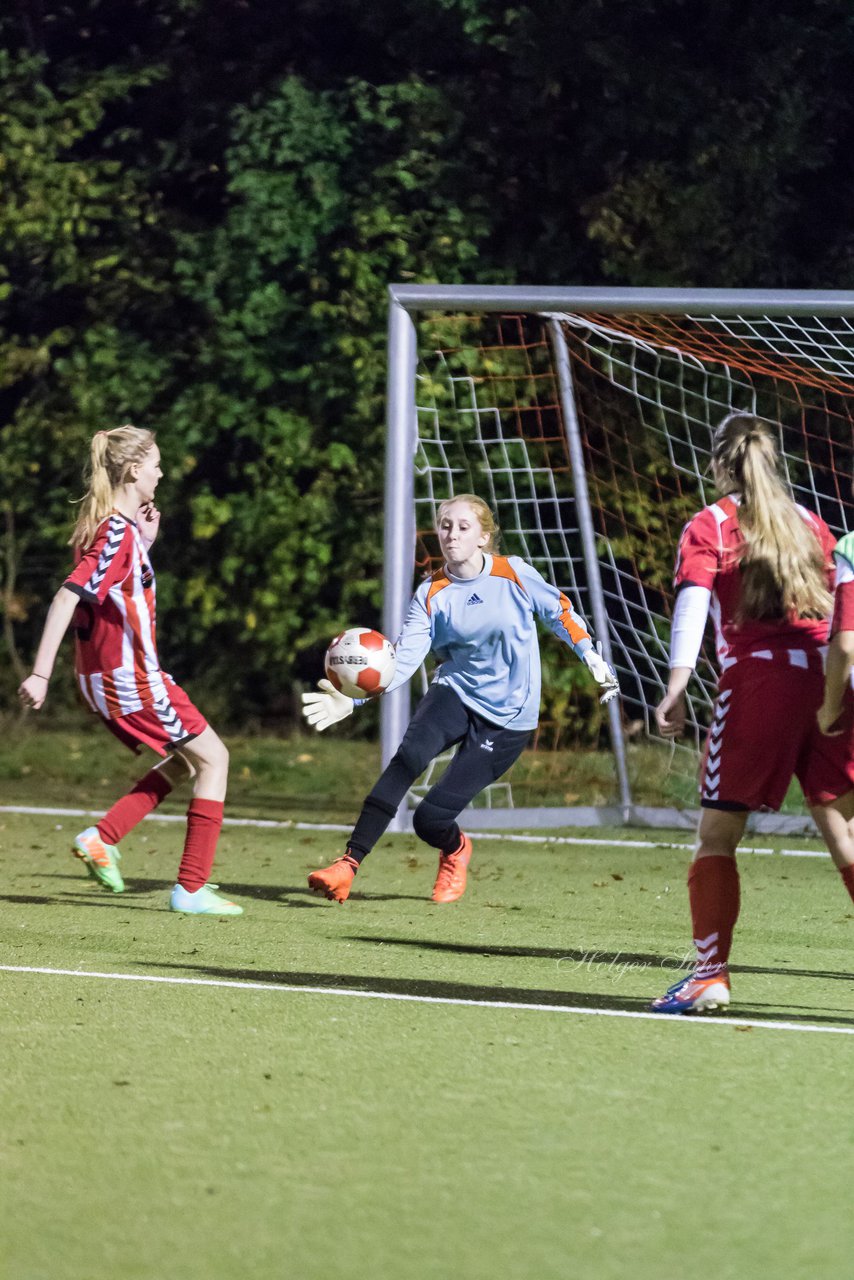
[425, 569, 452, 616]
[489, 556, 525, 590]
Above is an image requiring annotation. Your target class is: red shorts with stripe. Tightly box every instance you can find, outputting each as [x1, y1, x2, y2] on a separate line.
[91, 679, 208, 758]
[701, 652, 854, 810]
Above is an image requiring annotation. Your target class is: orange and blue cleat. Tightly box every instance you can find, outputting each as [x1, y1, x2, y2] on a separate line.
[650, 970, 730, 1015]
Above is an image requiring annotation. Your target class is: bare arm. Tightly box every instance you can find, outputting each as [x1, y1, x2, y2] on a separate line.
[655, 586, 712, 738]
[18, 586, 80, 710]
[655, 666, 693, 738]
[818, 631, 854, 734]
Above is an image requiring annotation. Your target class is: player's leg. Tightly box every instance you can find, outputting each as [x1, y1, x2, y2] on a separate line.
[72, 718, 193, 893]
[651, 807, 747, 1014]
[168, 724, 241, 915]
[412, 717, 530, 903]
[800, 697, 854, 902]
[98, 752, 191, 843]
[308, 685, 469, 901]
[652, 658, 818, 1014]
[809, 792, 854, 901]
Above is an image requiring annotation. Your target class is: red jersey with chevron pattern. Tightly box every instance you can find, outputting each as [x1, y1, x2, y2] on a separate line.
[64, 513, 169, 718]
[674, 495, 835, 666]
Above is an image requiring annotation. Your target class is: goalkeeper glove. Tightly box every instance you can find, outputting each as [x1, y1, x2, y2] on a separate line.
[582, 643, 620, 705]
[301, 678, 355, 732]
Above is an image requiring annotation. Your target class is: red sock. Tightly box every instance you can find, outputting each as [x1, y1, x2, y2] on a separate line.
[687, 855, 740, 978]
[840, 865, 854, 904]
[98, 767, 174, 846]
[177, 799, 224, 893]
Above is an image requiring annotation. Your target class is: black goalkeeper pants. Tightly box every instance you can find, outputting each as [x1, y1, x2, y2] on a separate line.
[347, 684, 530, 861]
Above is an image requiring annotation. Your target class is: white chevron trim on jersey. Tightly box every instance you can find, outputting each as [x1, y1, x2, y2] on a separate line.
[85, 515, 126, 595]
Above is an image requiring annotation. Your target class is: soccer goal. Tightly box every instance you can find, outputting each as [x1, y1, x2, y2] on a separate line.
[382, 286, 854, 833]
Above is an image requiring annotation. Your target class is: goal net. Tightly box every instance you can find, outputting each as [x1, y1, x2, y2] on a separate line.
[383, 289, 854, 831]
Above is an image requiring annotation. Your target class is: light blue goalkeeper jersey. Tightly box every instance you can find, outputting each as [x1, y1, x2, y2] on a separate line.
[385, 553, 593, 730]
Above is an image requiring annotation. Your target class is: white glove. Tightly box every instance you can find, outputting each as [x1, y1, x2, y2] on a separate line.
[301, 678, 355, 732]
[582, 643, 620, 705]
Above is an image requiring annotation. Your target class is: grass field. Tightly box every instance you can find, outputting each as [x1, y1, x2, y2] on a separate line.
[2, 733, 853, 1280]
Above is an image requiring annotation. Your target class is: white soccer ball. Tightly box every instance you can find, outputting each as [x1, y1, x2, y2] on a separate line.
[324, 627, 396, 699]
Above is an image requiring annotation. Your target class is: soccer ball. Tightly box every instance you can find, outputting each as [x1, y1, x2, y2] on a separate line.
[324, 628, 396, 699]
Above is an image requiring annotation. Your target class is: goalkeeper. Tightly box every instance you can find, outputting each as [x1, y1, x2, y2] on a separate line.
[651, 412, 853, 1016]
[301, 493, 618, 904]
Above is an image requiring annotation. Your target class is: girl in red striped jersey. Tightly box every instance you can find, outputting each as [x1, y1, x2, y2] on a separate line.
[18, 426, 242, 916]
[811, 523, 854, 897]
[651, 412, 854, 1014]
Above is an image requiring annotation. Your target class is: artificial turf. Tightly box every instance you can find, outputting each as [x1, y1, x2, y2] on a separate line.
[1, 806, 852, 1280]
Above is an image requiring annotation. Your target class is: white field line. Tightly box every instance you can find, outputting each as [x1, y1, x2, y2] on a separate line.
[0, 805, 827, 859]
[1, 964, 851, 1036]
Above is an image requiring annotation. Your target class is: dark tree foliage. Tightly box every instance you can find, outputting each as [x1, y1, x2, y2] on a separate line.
[3, 0, 854, 721]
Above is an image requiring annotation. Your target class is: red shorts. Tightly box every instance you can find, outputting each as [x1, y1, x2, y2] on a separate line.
[96, 680, 208, 758]
[701, 652, 854, 810]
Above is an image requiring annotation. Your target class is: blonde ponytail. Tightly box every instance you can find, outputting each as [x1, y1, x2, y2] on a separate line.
[711, 413, 831, 621]
[70, 425, 156, 549]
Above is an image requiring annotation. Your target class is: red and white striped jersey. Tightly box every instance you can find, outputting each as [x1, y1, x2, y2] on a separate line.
[674, 494, 834, 667]
[65, 513, 168, 718]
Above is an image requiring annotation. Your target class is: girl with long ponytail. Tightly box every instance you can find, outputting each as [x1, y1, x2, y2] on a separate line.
[652, 412, 854, 1014]
[18, 426, 242, 917]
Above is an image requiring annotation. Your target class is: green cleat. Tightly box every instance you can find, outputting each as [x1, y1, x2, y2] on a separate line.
[72, 826, 125, 893]
[169, 883, 243, 916]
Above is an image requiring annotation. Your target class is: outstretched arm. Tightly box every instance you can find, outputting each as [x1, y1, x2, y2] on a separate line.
[18, 586, 80, 710]
[514, 559, 619, 703]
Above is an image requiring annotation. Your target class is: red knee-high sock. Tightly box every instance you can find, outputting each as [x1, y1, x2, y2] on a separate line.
[177, 799, 224, 893]
[840, 864, 854, 904]
[98, 768, 174, 846]
[687, 855, 740, 978]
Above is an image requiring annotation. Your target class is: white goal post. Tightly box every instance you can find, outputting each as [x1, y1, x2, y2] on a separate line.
[382, 286, 854, 833]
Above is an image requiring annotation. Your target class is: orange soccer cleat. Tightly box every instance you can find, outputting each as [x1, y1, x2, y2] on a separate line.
[431, 833, 472, 903]
[308, 852, 359, 902]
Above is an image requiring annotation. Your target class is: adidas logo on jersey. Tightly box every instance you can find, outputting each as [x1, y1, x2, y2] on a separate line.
[466, 593, 484, 605]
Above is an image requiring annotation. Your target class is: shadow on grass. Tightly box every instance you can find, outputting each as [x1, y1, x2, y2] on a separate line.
[0, 893, 62, 905]
[27, 870, 430, 911]
[348, 933, 854, 984]
[138, 960, 854, 1027]
[141, 959, 655, 1013]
